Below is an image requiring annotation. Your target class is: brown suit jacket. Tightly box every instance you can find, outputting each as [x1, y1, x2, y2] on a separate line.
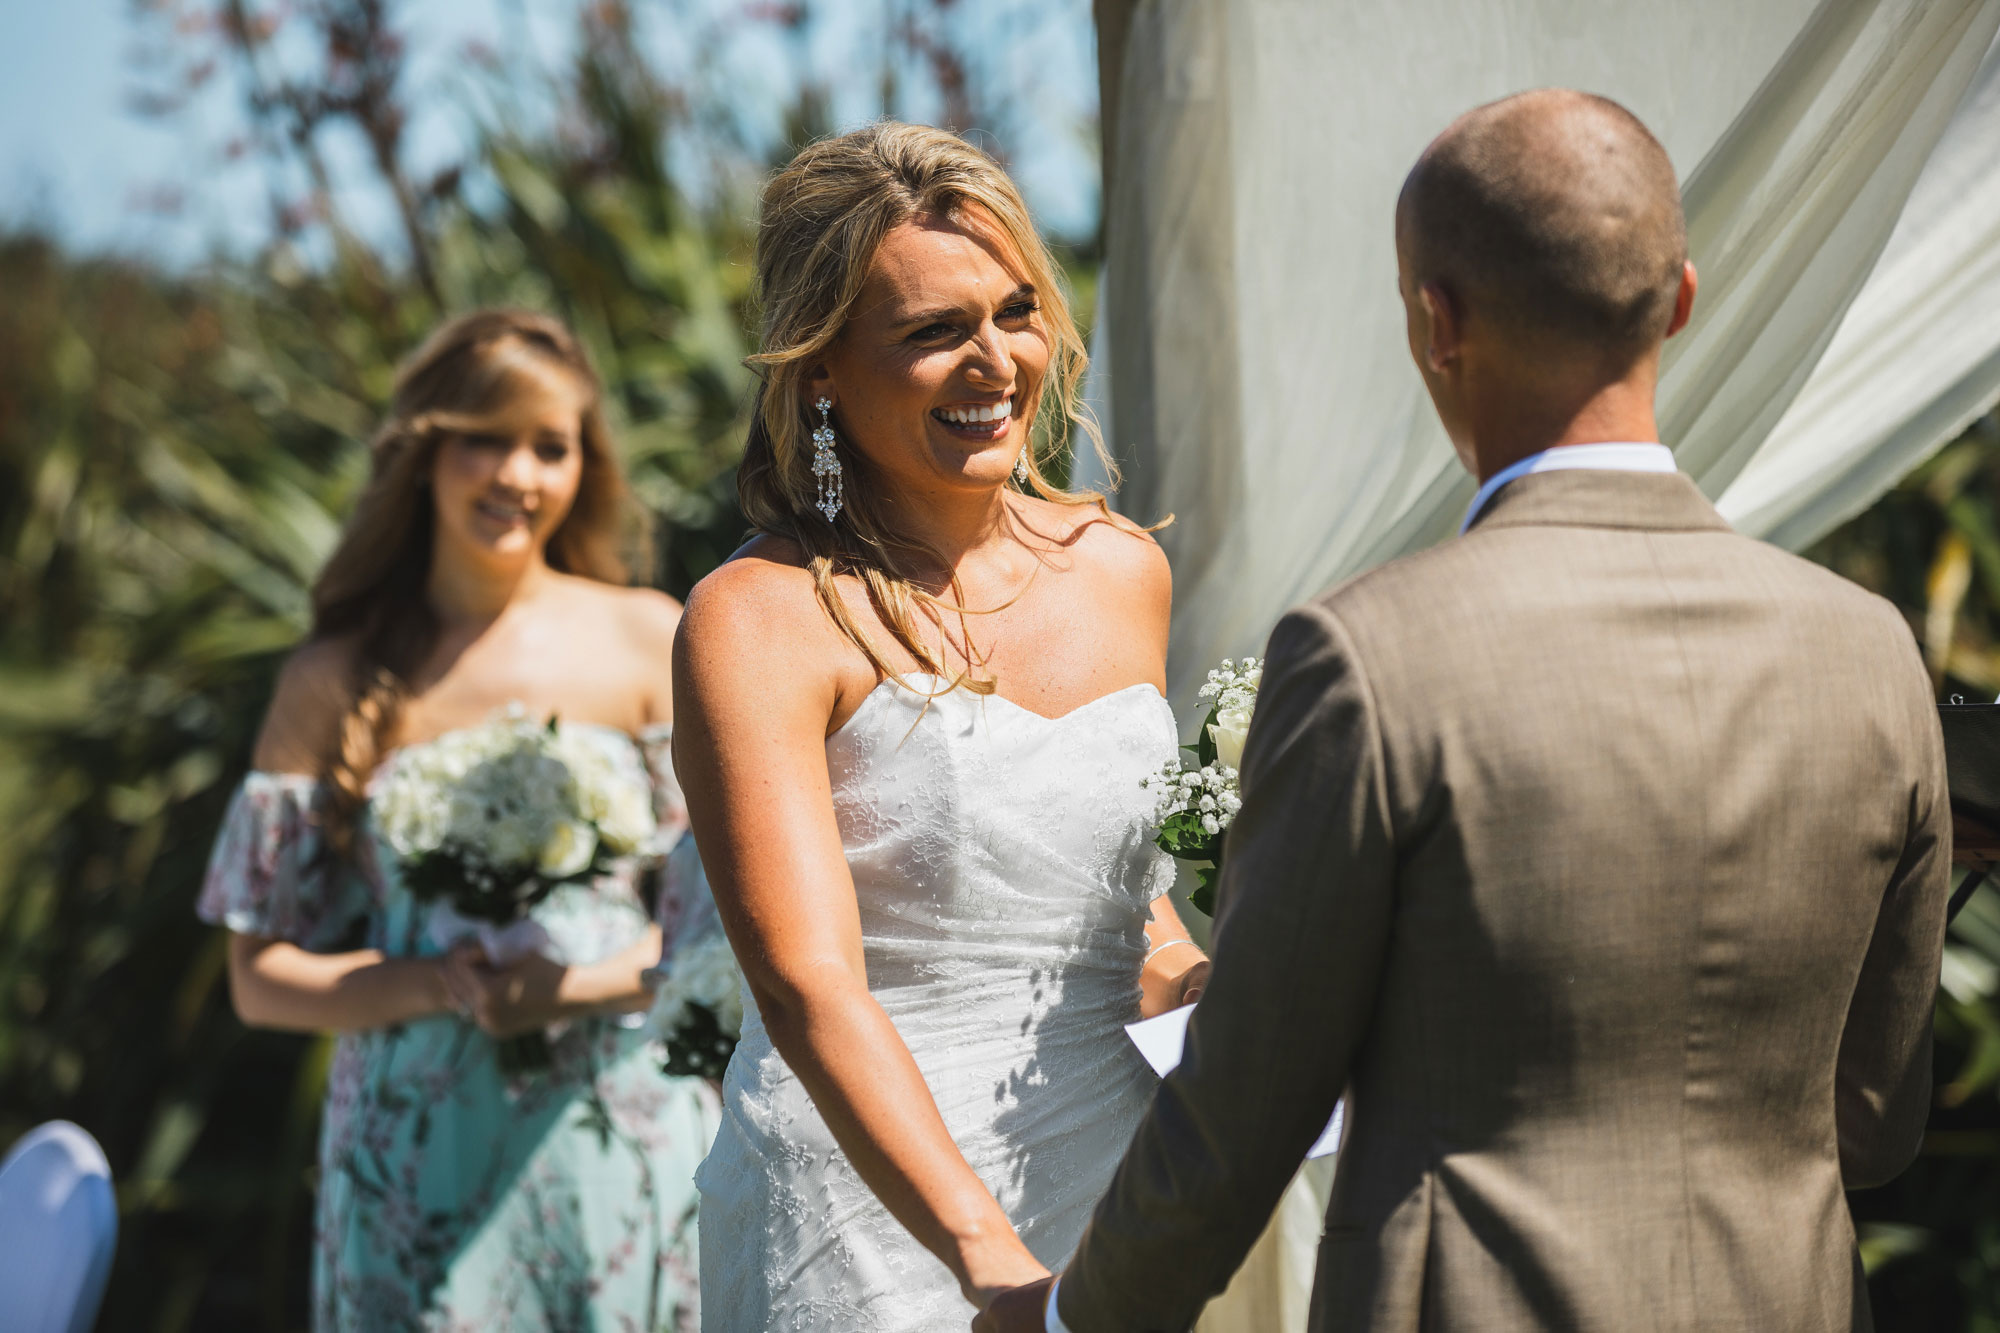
[1057, 470, 1949, 1332]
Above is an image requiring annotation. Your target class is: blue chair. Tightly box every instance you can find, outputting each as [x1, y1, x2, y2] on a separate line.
[0, 1122, 117, 1333]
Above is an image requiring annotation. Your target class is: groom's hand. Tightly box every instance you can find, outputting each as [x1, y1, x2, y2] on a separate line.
[971, 1276, 1055, 1333]
[1175, 959, 1211, 1007]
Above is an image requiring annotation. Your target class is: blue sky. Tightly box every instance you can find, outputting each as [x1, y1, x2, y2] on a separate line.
[0, 0, 1101, 266]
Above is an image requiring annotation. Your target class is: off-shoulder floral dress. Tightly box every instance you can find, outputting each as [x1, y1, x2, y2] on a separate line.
[197, 723, 718, 1333]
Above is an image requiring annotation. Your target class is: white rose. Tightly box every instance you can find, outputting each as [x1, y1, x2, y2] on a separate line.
[538, 819, 599, 879]
[596, 782, 656, 855]
[1208, 704, 1253, 772]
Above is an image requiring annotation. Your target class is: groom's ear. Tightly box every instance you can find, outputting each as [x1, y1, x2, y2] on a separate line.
[1665, 261, 1698, 339]
[1418, 281, 1462, 374]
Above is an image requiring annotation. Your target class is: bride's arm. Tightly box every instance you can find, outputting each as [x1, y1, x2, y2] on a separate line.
[1139, 898, 1209, 1017]
[1091, 513, 1206, 1020]
[672, 563, 1047, 1305]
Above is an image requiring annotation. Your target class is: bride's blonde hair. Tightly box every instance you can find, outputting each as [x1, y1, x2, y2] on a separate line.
[737, 121, 1117, 691]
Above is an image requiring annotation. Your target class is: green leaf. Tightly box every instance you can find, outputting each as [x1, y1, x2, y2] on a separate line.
[1193, 703, 1220, 769]
[1188, 863, 1220, 917]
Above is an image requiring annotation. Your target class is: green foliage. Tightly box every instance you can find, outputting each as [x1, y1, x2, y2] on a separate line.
[17, 1, 1985, 1328]
[0, 13, 758, 1329]
[0, 1, 1109, 1323]
[1809, 412, 2000, 1331]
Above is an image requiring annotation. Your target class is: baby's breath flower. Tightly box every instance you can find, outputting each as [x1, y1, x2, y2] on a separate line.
[1140, 653, 1262, 898]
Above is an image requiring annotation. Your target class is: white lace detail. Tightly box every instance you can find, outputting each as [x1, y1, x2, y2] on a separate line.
[695, 676, 1179, 1330]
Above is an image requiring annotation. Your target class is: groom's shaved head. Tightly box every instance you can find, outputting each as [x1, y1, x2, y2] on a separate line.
[1399, 89, 1686, 357]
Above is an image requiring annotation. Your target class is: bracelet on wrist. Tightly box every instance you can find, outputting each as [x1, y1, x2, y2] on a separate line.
[1143, 937, 1203, 966]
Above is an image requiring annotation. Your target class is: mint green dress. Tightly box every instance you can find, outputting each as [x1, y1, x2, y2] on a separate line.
[197, 724, 717, 1332]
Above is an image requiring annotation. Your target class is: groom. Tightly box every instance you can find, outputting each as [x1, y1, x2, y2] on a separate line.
[980, 89, 1949, 1332]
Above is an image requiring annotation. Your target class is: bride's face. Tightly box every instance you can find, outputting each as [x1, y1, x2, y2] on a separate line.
[811, 211, 1050, 499]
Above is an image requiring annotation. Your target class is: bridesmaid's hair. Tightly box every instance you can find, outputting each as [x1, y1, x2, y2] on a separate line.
[739, 121, 1116, 693]
[308, 308, 638, 848]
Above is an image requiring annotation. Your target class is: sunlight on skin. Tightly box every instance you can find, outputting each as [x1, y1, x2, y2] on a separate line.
[812, 214, 1052, 538]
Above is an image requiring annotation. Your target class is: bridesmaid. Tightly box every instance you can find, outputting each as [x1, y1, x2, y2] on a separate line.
[197, 309, 715, 1330]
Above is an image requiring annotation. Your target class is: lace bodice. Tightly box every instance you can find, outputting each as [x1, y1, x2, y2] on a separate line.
[696, 676, 1180, 1331]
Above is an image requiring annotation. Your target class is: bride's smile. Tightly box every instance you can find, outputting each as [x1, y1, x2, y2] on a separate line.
[931, 393, 1014, 441]
[810, 209, 1051, 494]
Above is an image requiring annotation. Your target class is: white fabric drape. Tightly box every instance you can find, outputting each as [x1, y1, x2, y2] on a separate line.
[1091, 3, 2000, 1328]
[1719, 31, 2000, 547]
[1097, 0, 2000, 710]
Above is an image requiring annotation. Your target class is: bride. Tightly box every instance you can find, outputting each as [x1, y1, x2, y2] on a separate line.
[672, 121, 1211, 1328]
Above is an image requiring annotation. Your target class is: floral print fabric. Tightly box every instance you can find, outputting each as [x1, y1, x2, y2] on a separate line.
[198, 724, 717, 1332]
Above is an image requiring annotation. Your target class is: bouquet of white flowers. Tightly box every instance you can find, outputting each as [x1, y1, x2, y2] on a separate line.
[372, 704, 660, 1070]
[1142, 657, 1261, 915]
[647, 929, 743, 1081]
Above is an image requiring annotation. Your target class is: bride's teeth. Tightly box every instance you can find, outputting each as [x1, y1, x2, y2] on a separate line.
[935, 400, 1011, 426]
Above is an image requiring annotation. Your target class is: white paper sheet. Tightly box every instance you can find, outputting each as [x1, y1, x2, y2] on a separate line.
[1124, 1006, 1345, 1159]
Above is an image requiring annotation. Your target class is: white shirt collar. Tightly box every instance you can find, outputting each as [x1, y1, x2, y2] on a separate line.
[1459, 442, 1677, 535]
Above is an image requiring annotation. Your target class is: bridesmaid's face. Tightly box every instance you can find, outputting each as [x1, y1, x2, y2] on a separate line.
[429, 357, 589, 568]
[812, 211, 1050, 499]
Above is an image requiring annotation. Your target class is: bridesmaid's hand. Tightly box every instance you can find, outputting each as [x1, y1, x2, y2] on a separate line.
[441, 943, 572, 1037]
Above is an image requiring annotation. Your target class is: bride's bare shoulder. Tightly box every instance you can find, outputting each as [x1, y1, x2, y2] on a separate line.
[685, 535, 821, 615]
[677, 535, 849, 684]
[1039, 499, 1170, 596]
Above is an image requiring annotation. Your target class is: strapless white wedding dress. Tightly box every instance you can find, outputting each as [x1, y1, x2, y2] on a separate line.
[695, 675, 1179, 1331]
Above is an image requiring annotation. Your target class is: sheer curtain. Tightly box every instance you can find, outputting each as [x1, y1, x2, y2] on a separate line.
[1093, 0, 2000, 709]
[1719, 32, 2000, 547]
[1086, 2, 2000, 1327]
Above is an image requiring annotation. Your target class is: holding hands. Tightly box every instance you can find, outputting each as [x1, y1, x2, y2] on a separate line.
[973, 1275, 1057, 1333]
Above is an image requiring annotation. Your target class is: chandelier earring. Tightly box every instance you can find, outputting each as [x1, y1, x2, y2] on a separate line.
[1014, 448, 1031, 485]
[811, 396, 843, 522]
